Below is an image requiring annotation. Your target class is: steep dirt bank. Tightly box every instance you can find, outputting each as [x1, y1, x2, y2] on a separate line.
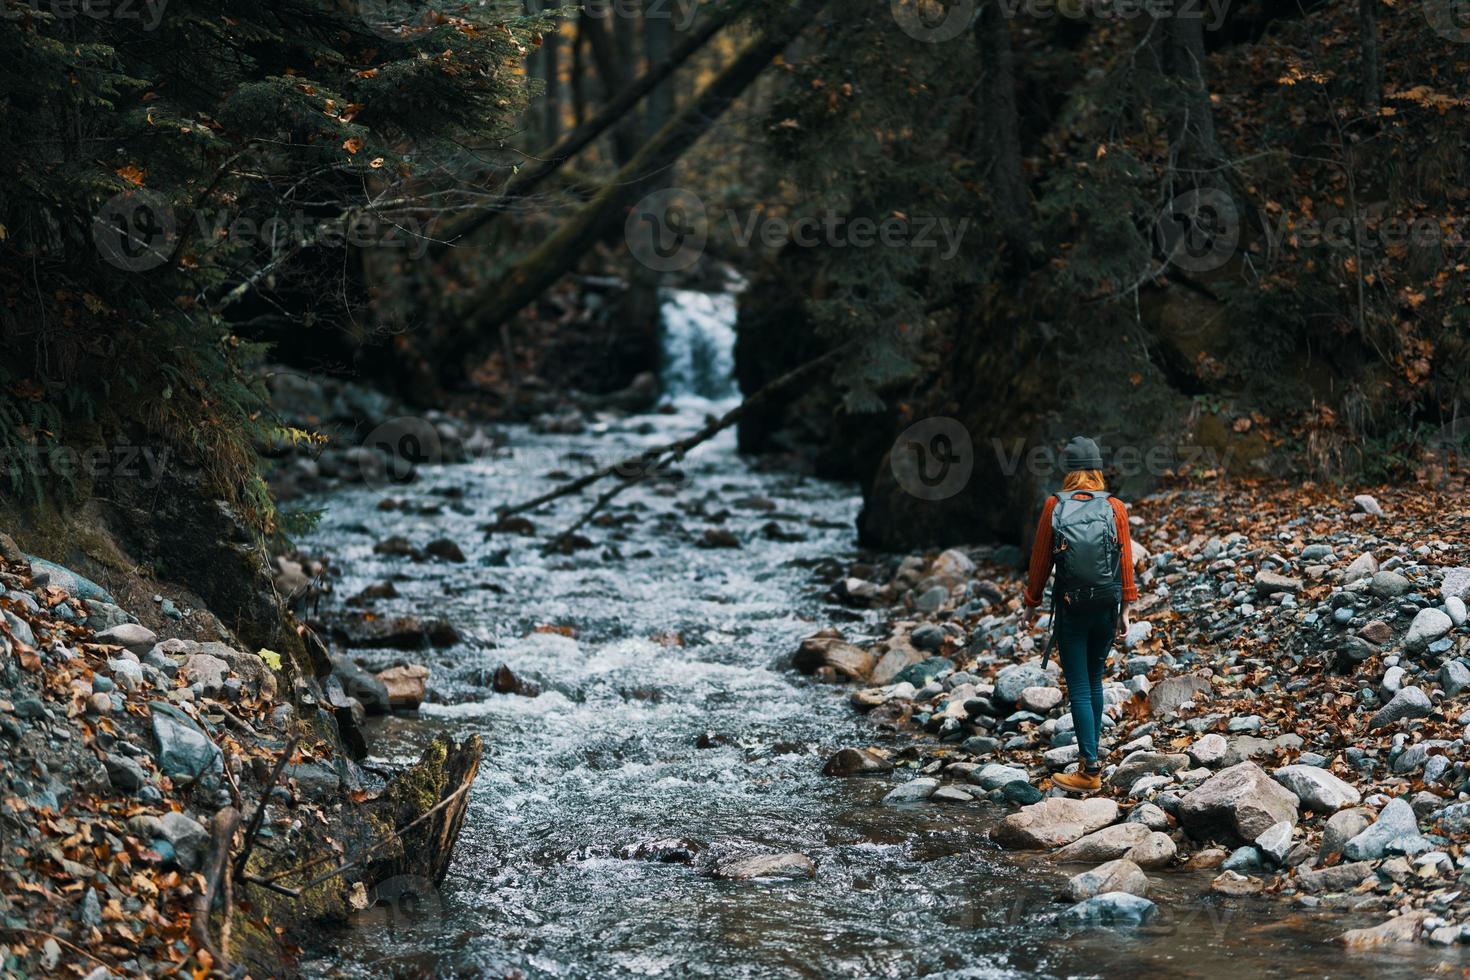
[0, 446, 479, 975]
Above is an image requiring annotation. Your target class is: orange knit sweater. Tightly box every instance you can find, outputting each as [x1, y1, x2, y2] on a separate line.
[1023, 492, 1138, 608]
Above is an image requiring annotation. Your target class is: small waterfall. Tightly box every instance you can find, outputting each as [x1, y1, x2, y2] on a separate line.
[657, 288, 738, 404]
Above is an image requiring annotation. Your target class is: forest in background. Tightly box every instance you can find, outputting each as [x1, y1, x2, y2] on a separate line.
[1, 0, 1467, 555]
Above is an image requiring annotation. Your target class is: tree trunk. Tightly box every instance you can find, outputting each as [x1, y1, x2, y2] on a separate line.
[572, 15, 587, 127]
[544, 15, 562, 140]
[442, 0, 829, 384]
[1359, 0, 1380, 116]
[974, 0, 1034, 259]
[582, 12, 641, 164]
[1164, 0, 1223, 173]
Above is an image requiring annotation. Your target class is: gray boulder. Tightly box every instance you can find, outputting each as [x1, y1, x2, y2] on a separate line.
[1342, 798, 1419, 861]
[994, 662, 1055, 707]
[95, 623, 157, 655]
[712, 853, 816, 880]
[1404, 608, 1453, 652]
[149, 702, 222, 782]
[1272, 764, 1361, 812]
[1109, 751, 1189, 789]
[1053, 822, 1152, 863]
[883, 777, 938, 803]
[1061, 891, 1157, 928]
[993, 797, 1120, 850]
[1368, 687, 1432, 729]
[1178, 761, 1300, 844]
[1369, 570, 1411, 598]
[1063, 858, 1149, 901]
[158, 812, 209, 871]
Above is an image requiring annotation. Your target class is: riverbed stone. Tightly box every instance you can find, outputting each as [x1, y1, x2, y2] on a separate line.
[1342, 798, 1419, 860]
[1063, 858, 1149, 901]
[1145, 672, 1212, 717]
[375, 663, 429, 710]
[158, 811, 209, 872]
[1178, 761, 1299, 844]
[1109, 751, 1189, 789]
[1368, 687, 1432, 729]
[1254, 821, 1293, 865]
[1338, 910, 1431, 948]
[1294, 860, 1376, 893]
[1344, 552, 1378, 584]
[94, 623, 157, 655]
[1061, 891, 1156, 927]
[792, 635, 875, 682]
[149, 702, 221, 783]
[969, 764, 1027, 791]
[994, 662, 1054, 707]
[1254, 570, 1302, 596]
[869, 644, 925, 686]
[1187, 733, 1228, 768]
[993, 797, 1120, 850]
[883, 777, 939, 803]
[1054, 822, 1153, 863]
[1442, 567, 1470, 601]
[1370, 570, 1411, 599]
[1271, 764, 1361, 812]
[1210, 870, 1263, 897]
[1404, 608, 1454, 652]
[1018, 686, 1063, 714]
[713, 853, 816, 880]
[823, 748, 893, 777]
[1128, 803, 1170, 831]
[1125, 832, 1176, 869]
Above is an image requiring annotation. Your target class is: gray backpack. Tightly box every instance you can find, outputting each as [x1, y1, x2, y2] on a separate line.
[1051, 491, 1123, 614]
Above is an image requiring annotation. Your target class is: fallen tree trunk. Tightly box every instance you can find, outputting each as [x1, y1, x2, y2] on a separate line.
[443, 0, 828, 385]
[427, 0, 743, 261]
[501, 342, 850, 522]
[429, 0, 740, 260]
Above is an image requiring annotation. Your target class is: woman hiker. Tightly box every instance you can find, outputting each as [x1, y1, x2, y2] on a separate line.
[1023, 436, 1138, 795]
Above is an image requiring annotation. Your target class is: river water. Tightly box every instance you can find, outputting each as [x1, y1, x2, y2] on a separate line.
[296, 297, 1454, 979]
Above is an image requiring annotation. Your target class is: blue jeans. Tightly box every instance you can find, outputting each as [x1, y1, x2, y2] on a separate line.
[1057, 606, 1115, 768]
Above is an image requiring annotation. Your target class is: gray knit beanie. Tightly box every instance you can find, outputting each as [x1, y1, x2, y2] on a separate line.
[1061, 436, 1103, 472]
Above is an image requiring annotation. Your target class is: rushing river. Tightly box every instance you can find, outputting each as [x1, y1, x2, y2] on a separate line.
[295, 296, 1454, 979]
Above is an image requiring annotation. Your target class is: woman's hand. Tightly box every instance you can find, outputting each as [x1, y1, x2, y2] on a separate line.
[1116, 603, 1131, 639]
[1024, 606, 1039, 630]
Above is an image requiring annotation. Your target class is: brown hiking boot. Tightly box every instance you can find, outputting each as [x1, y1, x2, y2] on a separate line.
[1053, 769, 1102, 795]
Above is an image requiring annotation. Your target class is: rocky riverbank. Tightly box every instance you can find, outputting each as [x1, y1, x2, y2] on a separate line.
[804, 479, 1470, 949]
[0, 536, 478, 976]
